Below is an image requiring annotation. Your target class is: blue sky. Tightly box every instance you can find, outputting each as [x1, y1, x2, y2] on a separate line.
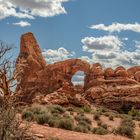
[0, 0, 140, 68]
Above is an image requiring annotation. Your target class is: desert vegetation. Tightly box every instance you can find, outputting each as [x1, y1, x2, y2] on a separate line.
[21, 104, 140, 139]
[0, 42, 31, 140]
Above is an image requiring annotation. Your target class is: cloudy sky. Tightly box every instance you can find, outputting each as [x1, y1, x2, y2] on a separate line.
[0, 0, 140, 69]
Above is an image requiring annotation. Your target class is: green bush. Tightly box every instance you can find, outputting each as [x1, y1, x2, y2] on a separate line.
[97, 121, 108, 129]
[63, 113, 72, 119]
[128, 107, 140, 117]
[116, 118, 135, 138]
[75, 114, 91, 124]
[66, 107, 74, 112]
[74, 125, 89, 133]
[57, 118, 74, 130]
[121, 117, 135, 128]
[92, 127, 109, 135]
[78, 121, 91, 131]
[82, 105, 92, 113]
[22, 110, 34, 121]
[29, 104, 46, 115]
[48, 105, 66, 114]
[48, 118, 59, 127]
[35, 113, 51, 124]
[97, 107, 106, 113]
[74, 120, 91, 133]
[101, 123, 108, 129]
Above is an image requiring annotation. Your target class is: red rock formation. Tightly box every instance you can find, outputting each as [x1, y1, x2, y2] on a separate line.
[16, 32, 140, 111]
[104, 68, 114, 78]
[16, 32, 90, 103]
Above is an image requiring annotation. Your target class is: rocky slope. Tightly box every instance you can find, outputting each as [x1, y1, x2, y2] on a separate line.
[16, 32, 140, 111]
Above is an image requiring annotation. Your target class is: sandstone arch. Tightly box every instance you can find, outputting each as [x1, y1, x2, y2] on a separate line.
[16, 32, 140, 110]
[16, 32, 90, 103]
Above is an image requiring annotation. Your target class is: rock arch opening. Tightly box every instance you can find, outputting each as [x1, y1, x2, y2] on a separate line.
[71, 71, 85, 86]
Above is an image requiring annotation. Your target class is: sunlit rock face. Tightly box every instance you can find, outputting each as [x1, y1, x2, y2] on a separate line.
[16, 32, 90, 103]
[16, 32, 140, 111]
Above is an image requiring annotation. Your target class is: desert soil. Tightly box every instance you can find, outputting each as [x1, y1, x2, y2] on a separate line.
[29, 123, 131, 140]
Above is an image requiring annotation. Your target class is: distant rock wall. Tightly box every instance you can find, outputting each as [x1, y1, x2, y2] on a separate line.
[16, 32, 140, 111]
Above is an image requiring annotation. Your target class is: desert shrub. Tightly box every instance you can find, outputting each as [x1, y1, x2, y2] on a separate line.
[75, 114, 91, 124]
[74, 120, 91, 133]
[116, 117, 135, 138]
[35, 113, 52, 124]
[47, 105, 66, 114]
[109, 115, 114, 121]
[57, 118, 74, 130]
[93, 113, 100, 120]
[74, 125, 88, 133]
[22, 110, 34, 121]
[97, 121, 107, 129]
[128, 107, 140, 117]
[74, 107, 84, 113]
[92, 127, 109, 135]
[97, 107, 106, 113]
[48, 118, 59, 127]
[135, 131, 140, 140]
[82, 105, 92, 113]
[29, 104, 47, 115]
[79, 121, 91, 130]
[121, 117, 135, 128]
[66, 107, 74, 112]
[101, 123, 108, 129]
[63, 113, 72, 119]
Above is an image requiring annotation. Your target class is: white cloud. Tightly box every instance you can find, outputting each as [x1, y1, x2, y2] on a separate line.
[81, 36, 123, 53]
[135, 41, 140, 49]
[81, 35, 140, 68]
[90, 23, 140, 33]
[13, 20, 31, 27]
[71, 71, 85, 86]
[0, 0, 69, 20]
[42, 47, 75, 64]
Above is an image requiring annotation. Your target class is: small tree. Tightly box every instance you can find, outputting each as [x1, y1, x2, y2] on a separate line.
[0, 41, 17, 96]
[0, 41, 30, 139]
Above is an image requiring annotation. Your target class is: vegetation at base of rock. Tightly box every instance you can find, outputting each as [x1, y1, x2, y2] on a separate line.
[116, 117, 135, 138]
[92, 127, 109, 135]
[128, 107, 140, 117]
[57, 118, 74, 130]
[75, 113, 91, 124]
[48, 105, 66, 114]
[35, 113, 52, 124]
[0, 98, 29, 140]
[82, 105, 92, 113]
[21, 104, 140, 138]
[22, 110, 34, 121]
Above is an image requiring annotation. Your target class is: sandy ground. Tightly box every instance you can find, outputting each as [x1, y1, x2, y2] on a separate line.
[29, 123, 131, 140]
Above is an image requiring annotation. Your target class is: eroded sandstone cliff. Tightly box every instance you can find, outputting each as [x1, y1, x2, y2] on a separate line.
[16, 32, 140, 111]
